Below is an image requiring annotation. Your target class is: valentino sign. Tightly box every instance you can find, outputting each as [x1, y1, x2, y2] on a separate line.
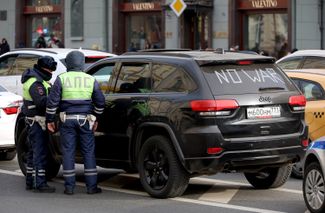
[250, 0, 278, 8]
[132, 3, 154, 10]
[35, 5, 54, 13]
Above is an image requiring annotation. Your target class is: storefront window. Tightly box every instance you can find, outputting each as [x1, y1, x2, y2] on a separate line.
[245, 14, 288, 59]
[31, 16, 62, 47]
[71, 0, 83, 38]
[126, 15, 162, 51]
[26, 0, 61, 6]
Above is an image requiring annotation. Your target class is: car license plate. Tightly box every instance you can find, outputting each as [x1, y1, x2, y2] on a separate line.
[247, 106, 281, 119]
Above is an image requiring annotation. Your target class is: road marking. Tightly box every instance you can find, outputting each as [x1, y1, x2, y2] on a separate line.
[122, 173, 303, 195]
[172, 198, 287, 213]
[54, 178, 286, 213]
[190, 178, 239, 203]
[198, 185, 239, 203]
[0, 169, 301, 213]
[193, 177, 303, 195]
[0, 169, 24, 176]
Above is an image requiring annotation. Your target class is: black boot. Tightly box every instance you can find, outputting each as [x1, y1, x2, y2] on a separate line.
[64, 188, 74, 195]
[87, 187, 102, 194]
[33, 184, 56, 193]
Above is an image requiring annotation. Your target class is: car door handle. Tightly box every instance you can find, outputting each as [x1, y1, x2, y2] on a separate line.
[131, 100, 146, 104]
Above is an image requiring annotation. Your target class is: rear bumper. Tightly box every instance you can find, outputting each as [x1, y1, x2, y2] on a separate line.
[182, 124, 308, 174]
[184, 145, 304, 174]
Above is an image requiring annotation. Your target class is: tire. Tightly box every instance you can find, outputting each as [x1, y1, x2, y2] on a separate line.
[244, 164, 292, 189]
[291, 162, 303, 179]
[303, 162, 325, 213]
[16, 127, 60, 179]
[138, 135, 189, 198]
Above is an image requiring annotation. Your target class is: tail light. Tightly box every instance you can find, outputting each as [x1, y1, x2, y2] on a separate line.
[301, 139, 309, 147]
[237, 60, 253, 65]
[2, 100, 22, 115]
[207, 147, 223, 154]
[190, 100, 239, 116]
[289, 95, 306, 111]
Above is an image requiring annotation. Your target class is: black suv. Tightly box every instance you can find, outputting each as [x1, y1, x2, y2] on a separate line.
[15, 50, 308, 198]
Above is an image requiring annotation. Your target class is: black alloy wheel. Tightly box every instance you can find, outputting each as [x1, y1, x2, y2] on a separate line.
[138, 135, 189, 198]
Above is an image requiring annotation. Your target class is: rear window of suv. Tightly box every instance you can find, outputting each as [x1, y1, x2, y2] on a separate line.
[201, 63, 296, 95]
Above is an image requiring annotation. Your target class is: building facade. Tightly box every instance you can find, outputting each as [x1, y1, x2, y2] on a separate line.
[0, 0, 324, 57]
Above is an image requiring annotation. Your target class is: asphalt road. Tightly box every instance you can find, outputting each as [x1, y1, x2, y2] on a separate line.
[0, 157, 309, 213]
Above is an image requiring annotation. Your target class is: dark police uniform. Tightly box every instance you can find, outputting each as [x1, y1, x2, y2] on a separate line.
[46, 51, 105, 195]
[21, 56, 57, 193]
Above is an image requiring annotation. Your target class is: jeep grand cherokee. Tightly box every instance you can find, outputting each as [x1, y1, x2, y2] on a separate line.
[15, 49, 308, 198]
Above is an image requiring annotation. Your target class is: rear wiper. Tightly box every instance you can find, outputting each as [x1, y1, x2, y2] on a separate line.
[258, 87, 285, 91]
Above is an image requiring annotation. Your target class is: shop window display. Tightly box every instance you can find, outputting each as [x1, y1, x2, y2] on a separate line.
[31, 17, 62, 48]
[127, 15, 162, 51]
[245, 13, 288, 59]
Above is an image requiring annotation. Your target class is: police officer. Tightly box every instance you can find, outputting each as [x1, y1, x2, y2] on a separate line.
[46, 51, 105, 195]
[21, 56, 57, 193]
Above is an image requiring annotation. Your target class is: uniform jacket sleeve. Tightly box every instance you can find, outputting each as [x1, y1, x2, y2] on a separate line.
[29, 81, 48, 114]
[92, 80, 105, 119]
[46, 78, 62, 122]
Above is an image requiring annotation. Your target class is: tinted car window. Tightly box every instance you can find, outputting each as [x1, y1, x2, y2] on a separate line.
[115, 62, 151, 93]
[301, 56, 325, 69]
[11, 54, 39, 75]
[89, 63, 115, 94]
[0, 54, 18, 76]
[277, 56, 303, 69]
[152, 63, 197, 92]
[294, 78, 325, 101]
[201, 63, 296, 95]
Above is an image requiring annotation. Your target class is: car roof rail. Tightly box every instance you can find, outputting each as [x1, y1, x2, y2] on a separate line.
[137, 48, 192, 52]
[123, 48, 192, 56]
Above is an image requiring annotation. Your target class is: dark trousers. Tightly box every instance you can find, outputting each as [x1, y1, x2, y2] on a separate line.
[25, 122, 48, 188]
[60, 118, 97, 191]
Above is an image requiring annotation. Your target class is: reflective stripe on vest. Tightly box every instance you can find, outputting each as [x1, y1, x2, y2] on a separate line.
[23, 77, 50, 101]
[59, 71, 94, 100]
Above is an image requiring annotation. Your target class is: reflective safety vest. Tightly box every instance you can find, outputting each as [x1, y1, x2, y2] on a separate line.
[59, 71, 95, 100]
[23, 77, 51, 101]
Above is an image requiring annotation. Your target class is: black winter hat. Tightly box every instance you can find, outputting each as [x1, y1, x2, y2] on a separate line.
[65, 51, 85, 71]
[37, 56, 57, 71]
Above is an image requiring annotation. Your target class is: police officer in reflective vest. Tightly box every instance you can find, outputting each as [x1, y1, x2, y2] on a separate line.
[21, 56, 57, 193]
[46, 51, 105, 195]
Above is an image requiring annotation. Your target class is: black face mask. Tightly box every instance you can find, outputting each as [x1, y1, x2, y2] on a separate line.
[34, 64, 53, 81]
[42, 69, 52, 81]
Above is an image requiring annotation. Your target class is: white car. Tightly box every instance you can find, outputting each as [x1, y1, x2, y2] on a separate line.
[0, 48, 116, 95]
[0, 85, 22, 160]
[303, 136, 325, 213]
[276, 49, 325, 70]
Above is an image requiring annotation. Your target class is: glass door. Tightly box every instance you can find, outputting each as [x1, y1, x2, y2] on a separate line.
[29, 15, 62, 48]
[243, 13, 288, 59]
